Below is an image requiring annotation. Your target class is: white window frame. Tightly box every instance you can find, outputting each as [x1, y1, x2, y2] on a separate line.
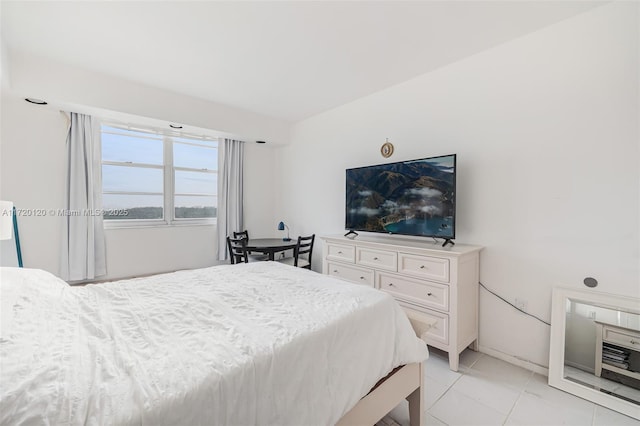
[101, 123, 218, 229]
[171, 138, 218, 225]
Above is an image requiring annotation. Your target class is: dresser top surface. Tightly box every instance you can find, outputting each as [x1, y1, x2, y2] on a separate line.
[595, 316, 640, 333]
[321, 234, 483, 256]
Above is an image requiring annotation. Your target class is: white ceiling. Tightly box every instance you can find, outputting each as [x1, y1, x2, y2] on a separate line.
[1, 1, 602, 122]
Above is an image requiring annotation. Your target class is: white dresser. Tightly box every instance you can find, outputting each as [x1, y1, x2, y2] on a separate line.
[595, 321, 640, 381]
[321, 234, 482, 371]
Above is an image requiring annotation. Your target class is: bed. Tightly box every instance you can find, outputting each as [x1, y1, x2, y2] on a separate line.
[0, 261, 428, 425]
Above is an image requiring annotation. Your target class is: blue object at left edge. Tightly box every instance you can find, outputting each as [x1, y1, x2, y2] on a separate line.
[13, 206, 23, 268]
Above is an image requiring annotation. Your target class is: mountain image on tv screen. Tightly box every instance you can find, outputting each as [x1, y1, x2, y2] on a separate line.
[345, 154, 456, 238]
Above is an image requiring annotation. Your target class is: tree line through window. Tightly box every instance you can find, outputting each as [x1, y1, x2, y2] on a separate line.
[101, 124, 218, 223]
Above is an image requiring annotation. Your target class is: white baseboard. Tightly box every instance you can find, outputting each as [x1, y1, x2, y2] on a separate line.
[478, 345, 549, 376]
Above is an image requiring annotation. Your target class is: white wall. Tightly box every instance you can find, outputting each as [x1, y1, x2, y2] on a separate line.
[0, 94, 279, 280]
[1, 37, 285, 279]
[0, 93, 68, 272]
[277, 2, 639, 369]
[0, 93, 206, 278]
[8, 53, 291, 145]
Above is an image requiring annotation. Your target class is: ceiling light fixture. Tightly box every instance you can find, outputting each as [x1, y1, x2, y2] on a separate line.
[25, 98, 47, 105]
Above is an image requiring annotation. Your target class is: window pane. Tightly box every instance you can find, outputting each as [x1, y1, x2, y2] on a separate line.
[102, 129, 163, 165]
[103, 165, 163, 193]
[174, 195, 216, 219]
[102, 194, 163, 220]
[173, 143, 217, 170]
[174, 170, 216, 195]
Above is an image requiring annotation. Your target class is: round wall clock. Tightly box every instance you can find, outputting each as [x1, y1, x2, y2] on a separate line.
[381, 140, 394, 158]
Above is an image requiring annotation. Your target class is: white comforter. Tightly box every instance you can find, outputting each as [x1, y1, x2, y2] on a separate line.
[0, 262, 428, 425]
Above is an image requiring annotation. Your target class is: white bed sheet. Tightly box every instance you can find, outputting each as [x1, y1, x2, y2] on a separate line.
[0, 262, 428, 425]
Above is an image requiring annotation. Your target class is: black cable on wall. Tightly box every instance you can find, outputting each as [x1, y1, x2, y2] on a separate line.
[479, 282, 551, 326]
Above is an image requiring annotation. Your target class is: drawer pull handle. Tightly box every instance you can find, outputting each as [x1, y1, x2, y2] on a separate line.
[427, 292, 433, 297]
[373, 257, 379, 260]
[420, 265, 426, 269]
[631, 340, 639, 345]
[388, 283, 395, 287]
[360, 276, 365, 280]
[333, 270, 339, 273]
[338, 251, 343, 254]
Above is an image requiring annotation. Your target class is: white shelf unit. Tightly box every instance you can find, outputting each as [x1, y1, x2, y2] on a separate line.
[595, 321, 640, 381]
[321, 234, 482, 371]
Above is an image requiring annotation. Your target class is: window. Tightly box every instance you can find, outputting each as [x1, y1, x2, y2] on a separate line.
[101, 124, 218, 226]
[173, 137, 218, 219]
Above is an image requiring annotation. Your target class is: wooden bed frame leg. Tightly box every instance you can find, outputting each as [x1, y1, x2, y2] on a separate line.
[336, 363, 425, 426]
[407, 362, 424, 426]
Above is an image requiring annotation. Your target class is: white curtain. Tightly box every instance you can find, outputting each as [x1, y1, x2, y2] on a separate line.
[217, 138, 244, 261]
[60, 112, 106, 281]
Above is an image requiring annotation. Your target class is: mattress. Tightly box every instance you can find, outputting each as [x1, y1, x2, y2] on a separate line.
[0, 262, 428, 425]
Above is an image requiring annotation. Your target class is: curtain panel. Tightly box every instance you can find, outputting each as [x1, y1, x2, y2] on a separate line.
[217, 139, 244, 261]
[60, 113, 106, 281]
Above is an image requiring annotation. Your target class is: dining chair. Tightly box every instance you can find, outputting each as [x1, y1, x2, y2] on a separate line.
[278, 234, 315, 269]
[232, 230, 269, 262]
[227, 236, 249, 264]
[233, 230, 250, 240]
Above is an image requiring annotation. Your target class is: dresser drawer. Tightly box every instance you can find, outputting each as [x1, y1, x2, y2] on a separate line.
[401, 303, 449, 345]
[356, 247, 397, 271]
[603, 325, 640, 351]
[378, 272, 449, 312]
[326, 244, 355, 263]
[327, 262, 374, 287]
[398, 253, 449, 283]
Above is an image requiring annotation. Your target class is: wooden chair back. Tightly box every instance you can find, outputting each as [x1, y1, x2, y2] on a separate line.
[294, 234, 315, 269]
[227, 236, 249, 264]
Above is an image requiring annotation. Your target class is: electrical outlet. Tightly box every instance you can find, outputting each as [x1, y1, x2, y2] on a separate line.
[515, 298, 527, 312]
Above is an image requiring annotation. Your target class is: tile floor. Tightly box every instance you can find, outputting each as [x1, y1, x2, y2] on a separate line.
[384, 348, 640, 426]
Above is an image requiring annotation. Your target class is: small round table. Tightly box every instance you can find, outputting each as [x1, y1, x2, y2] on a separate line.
[244, 238, 298, 261]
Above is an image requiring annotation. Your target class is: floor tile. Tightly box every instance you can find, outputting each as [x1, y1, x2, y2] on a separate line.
[505, 392, 594, 426]
[613, 383, 640, 403]
[425, 353, 463, 388]
[451, 373, 521, 414]
[424, 379, 452, 410]
[387, 350, 638, 426]
[467, 355, 533, 391]
[593, 405, 640, 426]
[429, 389, 507, 425]
[425, 412, 447, 426]
[387, 403, 449, 426]
[458, 348, 484, 369]
[564, 365, 621, 392]
[387, 400, 409, 426]
[525, 373, 596, 412]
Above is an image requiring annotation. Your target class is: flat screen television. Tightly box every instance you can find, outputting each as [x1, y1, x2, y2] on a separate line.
[345, 154, 456, 241]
